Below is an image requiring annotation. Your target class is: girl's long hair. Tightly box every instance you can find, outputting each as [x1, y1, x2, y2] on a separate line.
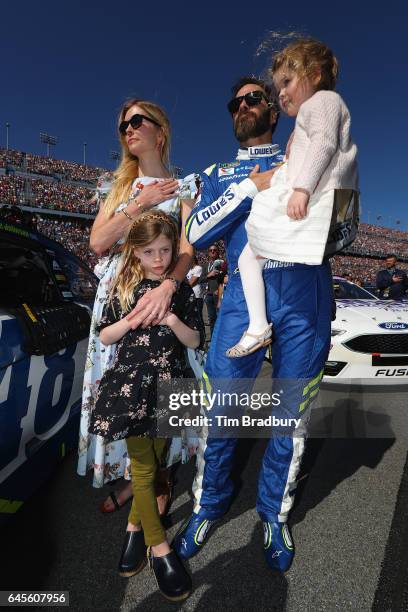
[103, 99, 171, 218]
[111, 210, 179, 312]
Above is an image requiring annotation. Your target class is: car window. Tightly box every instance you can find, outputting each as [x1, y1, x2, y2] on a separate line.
[333, 279, 378, 300]
[0, 238, 60, 307]
[47, 248, 98, 304]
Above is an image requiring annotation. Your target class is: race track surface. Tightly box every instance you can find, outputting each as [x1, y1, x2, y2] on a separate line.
[1, 375, 408, 611]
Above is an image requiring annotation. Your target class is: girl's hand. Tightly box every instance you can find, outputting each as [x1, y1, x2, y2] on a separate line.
[126, 280, 175, 329]
[128, 179, 179, 214]
[287, 189, 310, 220]
[159, 311, 178, 327]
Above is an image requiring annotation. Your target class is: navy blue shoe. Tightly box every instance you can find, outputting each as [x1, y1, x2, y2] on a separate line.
[263, 521, 294, 572]
[172, 512, 218, 559]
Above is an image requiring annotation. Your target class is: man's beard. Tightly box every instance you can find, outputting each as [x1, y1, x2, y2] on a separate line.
[234, 107, 271, 142]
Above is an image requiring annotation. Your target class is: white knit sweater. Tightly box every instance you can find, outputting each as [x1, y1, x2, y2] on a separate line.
[287, 90, 358, 194]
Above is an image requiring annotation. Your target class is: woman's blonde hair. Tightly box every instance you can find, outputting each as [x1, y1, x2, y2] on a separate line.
[271, 38, 338, 91]
[112, 210, 179, 312]
[103, 99, 171, 218]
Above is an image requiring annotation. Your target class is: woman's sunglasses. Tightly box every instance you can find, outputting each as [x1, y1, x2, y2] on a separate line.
[227, 90, 269, 115]
[119, 113, 161, 135]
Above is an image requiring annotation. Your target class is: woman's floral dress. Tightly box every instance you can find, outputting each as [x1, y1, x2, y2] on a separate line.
[77, 173, 202, 487]
[89, 281, 203, 441]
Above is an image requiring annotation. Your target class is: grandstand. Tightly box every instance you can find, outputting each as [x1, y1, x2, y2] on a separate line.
[0, 147, 106, 269]
[0, 146, 407, 287]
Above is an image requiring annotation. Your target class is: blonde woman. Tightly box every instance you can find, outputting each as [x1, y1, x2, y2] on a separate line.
[77, 99, 199, 512]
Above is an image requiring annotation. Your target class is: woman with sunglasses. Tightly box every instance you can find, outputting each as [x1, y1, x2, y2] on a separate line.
[77, 98, 200, 514]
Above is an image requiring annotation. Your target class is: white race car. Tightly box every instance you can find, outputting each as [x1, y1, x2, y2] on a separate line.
[324, 277, 408, 384]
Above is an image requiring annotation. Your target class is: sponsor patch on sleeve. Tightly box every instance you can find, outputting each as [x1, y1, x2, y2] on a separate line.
[203, 163, 216, 176]
[218, 166, 235, 177]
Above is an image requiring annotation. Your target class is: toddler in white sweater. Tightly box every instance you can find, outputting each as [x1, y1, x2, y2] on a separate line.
[227, 38, 359, 357]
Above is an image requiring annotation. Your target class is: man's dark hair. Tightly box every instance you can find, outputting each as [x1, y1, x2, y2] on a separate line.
[230, 76, 280, 134]
[385, 254, 398, 260]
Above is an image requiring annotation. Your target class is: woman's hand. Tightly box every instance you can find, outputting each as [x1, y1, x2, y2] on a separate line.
[127, 179, 179, 215]
[126, 280, 175, 329]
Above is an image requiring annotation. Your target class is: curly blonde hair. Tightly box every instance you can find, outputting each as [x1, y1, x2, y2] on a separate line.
[111, 210, 179, 312]
[103, 99, 171, 218]
[271, 38, 338, 91]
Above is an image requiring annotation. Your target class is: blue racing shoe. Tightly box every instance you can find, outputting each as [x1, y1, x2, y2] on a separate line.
[263, 521, 294, 572]
[172, 512, 218, 560]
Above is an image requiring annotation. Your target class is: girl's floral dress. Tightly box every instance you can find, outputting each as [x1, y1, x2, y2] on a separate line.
[89, 280, 203, 441]
[77, 173, 202, 487]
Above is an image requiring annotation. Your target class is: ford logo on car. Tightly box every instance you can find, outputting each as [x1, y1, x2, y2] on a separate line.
[378, 322, 408, 330]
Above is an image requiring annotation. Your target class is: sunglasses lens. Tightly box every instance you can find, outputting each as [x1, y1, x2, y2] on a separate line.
[227, 97, 242, 114]
[227, 91, 266, 114]
[119, 114, 144, 135]
[246, 91, 264, 106]
[129, 114, 143, 130]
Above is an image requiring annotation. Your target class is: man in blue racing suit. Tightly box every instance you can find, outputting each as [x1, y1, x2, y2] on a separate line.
[173, 77, 332, 572]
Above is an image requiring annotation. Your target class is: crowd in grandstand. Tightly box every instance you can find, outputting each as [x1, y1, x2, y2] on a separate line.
[0, 147, 104, 183]
[0, 146, 407, 288]
[349, 227, 408, 258]
[29, 179, 96, 214]
[25, 153, 105, 183]
[0, 148, 24, 169]
[35, 217, 97, 269]
[0, 176, 25, 206]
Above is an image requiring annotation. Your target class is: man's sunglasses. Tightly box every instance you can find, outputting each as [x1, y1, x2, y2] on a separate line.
[227, 90, 270, 115]
[119, 113, 161, 135]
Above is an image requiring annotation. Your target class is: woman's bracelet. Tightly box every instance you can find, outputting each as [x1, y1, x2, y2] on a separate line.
[121, 198, 144, 221]
[121, 208, 133, 221]
[135, 198, 144, 213]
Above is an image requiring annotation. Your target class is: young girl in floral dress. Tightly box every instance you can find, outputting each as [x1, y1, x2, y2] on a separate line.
[89, 210, 203, 602]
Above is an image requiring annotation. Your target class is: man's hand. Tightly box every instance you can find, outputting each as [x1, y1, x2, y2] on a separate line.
[287, 189, 310, 220]
[206, 270, 218, 278]
[248, 164, 278, 192]
[392, 275, 403, 283]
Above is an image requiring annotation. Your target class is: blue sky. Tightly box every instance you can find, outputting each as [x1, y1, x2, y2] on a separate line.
[2, 1, 406, 228]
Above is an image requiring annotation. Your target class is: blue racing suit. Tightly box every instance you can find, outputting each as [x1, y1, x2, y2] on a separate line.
[185, 144, 333, 524]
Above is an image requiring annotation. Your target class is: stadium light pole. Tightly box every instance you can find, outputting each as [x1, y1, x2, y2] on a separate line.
[170, 165, 183, 178]
[83, 142, 87, 165]
[6, 121, 10, 151]
[110, 150, 120, 167]
[40, 132, 58, 157]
